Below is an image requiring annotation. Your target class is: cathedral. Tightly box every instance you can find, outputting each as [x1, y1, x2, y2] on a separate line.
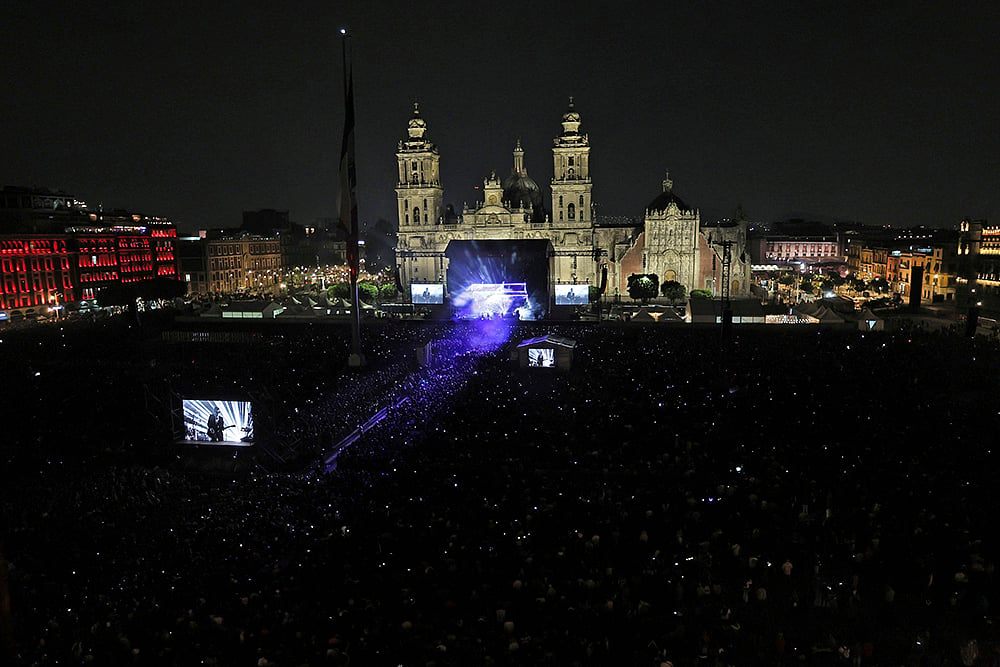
[394, 100, 751, 306]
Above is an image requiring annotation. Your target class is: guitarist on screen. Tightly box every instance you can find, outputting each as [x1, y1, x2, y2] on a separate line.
[207, 407, 225, 442]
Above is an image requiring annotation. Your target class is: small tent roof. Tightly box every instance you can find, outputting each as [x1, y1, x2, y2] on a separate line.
[517, 334, 577, 349]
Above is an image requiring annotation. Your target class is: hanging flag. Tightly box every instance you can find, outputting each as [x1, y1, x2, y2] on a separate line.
[338, 40, 359, 280]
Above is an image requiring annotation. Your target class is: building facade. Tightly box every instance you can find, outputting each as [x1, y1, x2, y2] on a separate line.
[0, 236, 74, 312]
[394, 101, 750, 303]
[182, 233, 283, 295]
[0, 221, 180, 315]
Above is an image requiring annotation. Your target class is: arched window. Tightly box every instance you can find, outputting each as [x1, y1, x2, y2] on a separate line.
[413, 207, 420, 225]
[567, 203, 576, 220]
[567, 167, 575, 178]
[579, 195, 585, 207]
[558, 195, 563, 207]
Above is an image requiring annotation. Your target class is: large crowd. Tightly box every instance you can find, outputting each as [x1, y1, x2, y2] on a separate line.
[2, 313, 1000, 666]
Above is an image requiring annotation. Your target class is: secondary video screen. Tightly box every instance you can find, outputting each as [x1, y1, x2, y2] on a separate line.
[411, 283, 445, 304]
[554, 284, 589, 305]
[182, 399, 254, 445]
[527, 348, 555, 368]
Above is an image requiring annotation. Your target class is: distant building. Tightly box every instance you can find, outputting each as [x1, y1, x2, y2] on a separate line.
[68, 220, 180, 300]
[182, 231, 282, 294]
[955, 219, 1000, 312]
[0, 236, 74, 312]
[749, 220, 843, 266]
[0, 214, 180, 314]
[0, 185, 90, 233]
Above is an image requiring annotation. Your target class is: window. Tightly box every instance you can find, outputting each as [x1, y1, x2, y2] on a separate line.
[579, 195, 585, 207]
[414, 207, 420, 225]
[558, 195, 563, 207]
[568, 157, 574, 167]
[567, 203, 576, 220]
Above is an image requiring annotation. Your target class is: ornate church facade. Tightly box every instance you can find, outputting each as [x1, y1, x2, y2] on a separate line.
[394, 100, 751, 303]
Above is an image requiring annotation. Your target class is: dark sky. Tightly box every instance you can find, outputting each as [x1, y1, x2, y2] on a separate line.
[4, 0, 998, 232]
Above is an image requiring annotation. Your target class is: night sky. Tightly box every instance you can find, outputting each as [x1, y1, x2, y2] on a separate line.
[4, 0, 998, 233]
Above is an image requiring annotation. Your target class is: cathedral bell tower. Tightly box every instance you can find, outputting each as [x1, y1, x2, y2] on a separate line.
[551, 97, 592, 225]
[395, 103, 445, 296]
[549, 98, 595, 287]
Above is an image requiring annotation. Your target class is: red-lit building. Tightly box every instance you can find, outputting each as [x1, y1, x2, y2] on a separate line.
[0, 236, 75, 311]
[70, 223, 179, 300]
[69, 221, 179, 298]
[0, 186, 182, 317]
[1, 225, 180, 316]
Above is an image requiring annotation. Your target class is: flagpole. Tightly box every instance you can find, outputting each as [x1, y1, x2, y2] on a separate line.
[340, 28, 365, 367]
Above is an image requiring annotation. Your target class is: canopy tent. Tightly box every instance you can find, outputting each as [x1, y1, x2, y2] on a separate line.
[858, 307, 885, 331]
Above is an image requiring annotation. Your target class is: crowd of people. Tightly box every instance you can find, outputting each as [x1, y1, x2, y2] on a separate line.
[2, 313, 1000, 666]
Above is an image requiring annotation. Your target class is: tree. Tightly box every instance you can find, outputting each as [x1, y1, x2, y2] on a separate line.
[778, 273, 796, 286]
[690, 289, 713, 300]
[358, 282, 378, 304]
[328, 283, 350, 300]
[870, 277, 889, 294]
[627, 273, 659, 304]
[378, 284, 398, 303]
[660, 280, 687, 304]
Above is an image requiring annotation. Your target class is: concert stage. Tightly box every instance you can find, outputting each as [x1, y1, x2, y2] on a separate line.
[445, 239, 551, 319]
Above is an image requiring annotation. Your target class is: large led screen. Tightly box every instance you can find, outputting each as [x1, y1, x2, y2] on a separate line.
[527, 348, 556, 368]
[411, 283, 445, 304]
[182, 399, 254, 445]
[554, 284, 589, 306]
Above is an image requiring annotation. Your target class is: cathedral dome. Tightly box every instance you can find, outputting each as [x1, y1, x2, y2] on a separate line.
[646, 174, 691, 213]
[647, 189, 691, 213]
[503, 172, 544, 212]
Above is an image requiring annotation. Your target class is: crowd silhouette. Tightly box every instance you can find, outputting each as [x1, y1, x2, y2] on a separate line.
[2, 314, 1000, 666]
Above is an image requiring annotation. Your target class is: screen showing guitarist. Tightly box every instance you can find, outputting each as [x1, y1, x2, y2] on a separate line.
[206, 407, 233, 442]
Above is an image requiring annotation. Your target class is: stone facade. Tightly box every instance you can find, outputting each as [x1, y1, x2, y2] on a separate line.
[394, 101, 751, 303]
